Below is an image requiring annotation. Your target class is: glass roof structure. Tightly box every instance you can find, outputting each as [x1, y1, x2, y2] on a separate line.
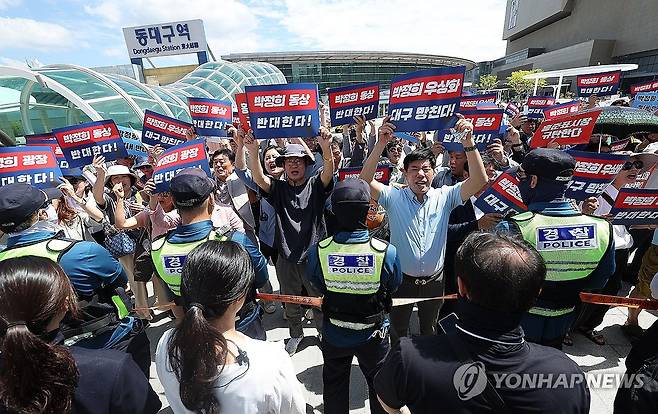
[0, 59, 286, 145]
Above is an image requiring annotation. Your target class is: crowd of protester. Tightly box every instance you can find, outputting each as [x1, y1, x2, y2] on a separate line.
[0, 88, 657, 414]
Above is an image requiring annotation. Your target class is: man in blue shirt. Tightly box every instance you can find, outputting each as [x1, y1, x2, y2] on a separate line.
[497, 148, 615, 349]
[150, 168, 269, 339]
[360, 115, 488, 343]
[306, 179, 401, 414]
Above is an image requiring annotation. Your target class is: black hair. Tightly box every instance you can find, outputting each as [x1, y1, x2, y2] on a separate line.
[0, 256, 79, 413]
[455, 231, 546, 313]
[260, 145, 283, 173]
[212, 149, 235, 165]
[167, 240, 255, 414]
[331, 135, 343, 150]
[403, 147, 436, 170]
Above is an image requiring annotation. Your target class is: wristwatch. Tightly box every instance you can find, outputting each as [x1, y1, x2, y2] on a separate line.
[463, 145, 478, 152]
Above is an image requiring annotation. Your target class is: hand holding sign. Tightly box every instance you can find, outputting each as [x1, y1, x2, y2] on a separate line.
[92, 155, 107, 175]
[377, 116, 396, 148]
[318, 126, 333, 152]
[454, 113, 474, 146]
[487, 138, 505, 164]
[243, 130, 260, 155]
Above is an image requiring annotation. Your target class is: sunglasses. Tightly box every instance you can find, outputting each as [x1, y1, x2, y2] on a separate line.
[622, 160, 644, 170]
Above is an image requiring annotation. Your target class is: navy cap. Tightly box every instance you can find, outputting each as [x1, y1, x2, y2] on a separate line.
[170, 168, 214, 208]
[0, 184, 60, 231]
[522, 148, 575, 182]
[331, 178, 371, 206]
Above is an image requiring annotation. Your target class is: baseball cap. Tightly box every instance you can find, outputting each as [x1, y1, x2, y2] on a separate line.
[521, 148, 576, 182]
[331, 178, 371, 206]
[170, 168, 215, 208]
[0, 184, 62, 232]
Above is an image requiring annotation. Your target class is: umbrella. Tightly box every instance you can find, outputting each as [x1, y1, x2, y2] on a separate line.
[592, 106, 658, 139]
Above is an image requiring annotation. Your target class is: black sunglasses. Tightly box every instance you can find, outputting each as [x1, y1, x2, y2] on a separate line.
[622, 160, 644, 170]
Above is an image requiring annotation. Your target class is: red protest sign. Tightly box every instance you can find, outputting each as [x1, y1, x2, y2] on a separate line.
[235, 92, 251, 132]
[543, 101, 581, 120]
[473, 172, 527, 215]
[630, 80, 658, 95]
[577, 71, 621, 97]
[338, 165, 391, 185]
[530, 109, 601, 149]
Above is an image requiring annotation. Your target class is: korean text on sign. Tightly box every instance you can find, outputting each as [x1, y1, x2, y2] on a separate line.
[245, 83, 320, 139]
[530, 109, 601, 149]
[459, 108, 504, 150]
[338, 165, 392, 185]
[631, 80, 658, 95]
[632, 92, 658, 113]
[152, 140, 211, 193]
[459, 93, 497, 111]
[505, 102, 521, 118]
[474, 172, 527, 215]
[24, 133, 80, 175]
[543, 101, 581, 120]
[565, 150, 629, 201]
[526, 96, 556, 119]
[0, 146, 62, 188]
[235, 92, 251, 132]
[188, 97, 232, 137]
[388, 66, 465, 132]
[610, 188, 658, 225]
[52, 120, 128, 168]
[327, 82, 379, 125]
[122, 19, 207, 59]
[142, 110, 192, 148]
[576, 71, 621, 97]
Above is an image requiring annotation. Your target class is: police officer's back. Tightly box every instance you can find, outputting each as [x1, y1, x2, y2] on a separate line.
[374, 231, 590, 414]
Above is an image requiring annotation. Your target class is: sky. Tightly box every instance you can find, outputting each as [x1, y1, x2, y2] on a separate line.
[0, 0, 508, 69]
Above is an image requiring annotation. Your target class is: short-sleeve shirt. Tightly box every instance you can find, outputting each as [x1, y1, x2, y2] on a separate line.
[265, 174, 334, 264]
[378, 183, 463, 276]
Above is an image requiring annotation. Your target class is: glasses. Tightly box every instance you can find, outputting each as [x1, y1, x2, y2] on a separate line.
[622, 160, 644, 170]
[284, 158, 304, 165]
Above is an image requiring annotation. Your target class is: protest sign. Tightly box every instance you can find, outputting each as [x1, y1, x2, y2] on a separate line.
[565, 150, 629, 201]
[142, 110, 192, 148]
[631, 92, 658, 113]
[25, 133, 81, 176]
[625, 164, 657, 189]
[234, 92, 251, 131]
[630, 80, 658, 95]
[327, 82, 379, 126]
[459, 108, 504, 150]
[245, 83, 320, 139]
[459, 93, 497, 111]
[117, 126, 147, 158]
[52, 120, 128, 168]
[388, 66, 465, 132]
[0, 146, 62, 188]
[610, 188, 658, 225]
[393, 132, 419, 143]
[188, 97, 232, 137]
[530, 109, 601, 149]
[337, 165, 392, 185]
[152, 140, 211, 193]
[577, 71, 621, 97]
[526, 96, 556, 119]
[505, 102, 520, 118]
[474, 172, 527, 215]
[543, 101, 581, 120]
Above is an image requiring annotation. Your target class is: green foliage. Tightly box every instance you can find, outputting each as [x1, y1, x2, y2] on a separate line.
[476, 74, 499, 92]
[507, 69, 546, 97]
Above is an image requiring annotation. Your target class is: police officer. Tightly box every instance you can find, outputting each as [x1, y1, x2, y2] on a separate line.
[150, 168, 269, 339]
[498, 148, 615, 349]
[0, 183, 151, 373]
[306, 179, 402, 414]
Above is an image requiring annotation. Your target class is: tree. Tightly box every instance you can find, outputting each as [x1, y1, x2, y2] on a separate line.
[507, 69, 546, 97]
[476, 74, 498, 92]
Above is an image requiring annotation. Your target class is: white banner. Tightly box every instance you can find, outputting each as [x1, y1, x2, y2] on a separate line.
[123, 19, 207, 59]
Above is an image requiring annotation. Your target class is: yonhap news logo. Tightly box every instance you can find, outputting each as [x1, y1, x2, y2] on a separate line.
[453, 362, 488, 400]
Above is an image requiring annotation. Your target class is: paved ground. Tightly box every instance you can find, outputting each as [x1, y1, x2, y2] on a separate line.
[146, 266, 657, 413]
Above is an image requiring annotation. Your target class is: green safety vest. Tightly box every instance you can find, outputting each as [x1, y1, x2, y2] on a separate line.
[318, 236, 388, 330]
[151, 228, 231, 296]
[0, 236, 130, 319]
[511, 211, 612, 317]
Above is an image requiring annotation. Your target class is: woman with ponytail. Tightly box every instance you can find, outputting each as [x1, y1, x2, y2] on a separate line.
[156, 240, 305, 414]
[0, 256, 161, 414]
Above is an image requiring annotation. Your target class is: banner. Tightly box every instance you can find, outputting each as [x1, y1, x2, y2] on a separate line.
[24, 133, 81, 176]
[188, 97, 232, 137]
[327, 82, 379, 126]
[474, 172, 527, 215]
[439, 108, 503, 151]
[0, 146, 62, 188]
[631, 92, 658, 113]
[630, 80, 658, 95]
[388, 66, 465, 132]
[152, 140, 211, 193]
[117, 126, 147, 158]
[245, 83, 320, 139]
[337, 165, 392, 185]
[459, 93, 497, 111]
[234, 92, 251, 131]
[610, 188, 658, 225]
[504, 102, 520, 118]
[565, 150, 629, 201]
[543, 101, 581, 120]
[52, 120, 128, 168]
[142, 109, 192, 148]
[526, 96, 556, 119]
[577, 71, 621, 97]
[530, 109, 601, 149]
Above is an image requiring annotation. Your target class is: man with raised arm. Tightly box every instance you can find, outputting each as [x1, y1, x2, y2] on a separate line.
[359, 115, 487, 343]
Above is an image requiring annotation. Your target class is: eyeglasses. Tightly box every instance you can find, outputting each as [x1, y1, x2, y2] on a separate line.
[284, 158, 304, 165]
[622, 160, 644, 170]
